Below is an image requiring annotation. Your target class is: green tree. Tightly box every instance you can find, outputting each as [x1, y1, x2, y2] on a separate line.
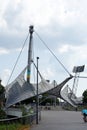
[82, 89, 87, 105]
[0, 84, 5, 95]
[0, 108, 6, 119]
[0, 79, 5, 104]
[0, 79, 6, 119]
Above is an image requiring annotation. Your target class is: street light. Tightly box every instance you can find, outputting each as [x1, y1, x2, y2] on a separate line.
[72, 65, 85, 96]
[36, 57, 39, 124]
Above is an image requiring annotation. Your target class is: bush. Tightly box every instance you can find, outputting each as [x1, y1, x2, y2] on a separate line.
[82, 90, 87, 105]
[0, 108, 7, 119]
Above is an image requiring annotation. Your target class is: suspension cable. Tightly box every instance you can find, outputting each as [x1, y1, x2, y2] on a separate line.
[6, 32, 29, 86]
[34, 31, 71, 76]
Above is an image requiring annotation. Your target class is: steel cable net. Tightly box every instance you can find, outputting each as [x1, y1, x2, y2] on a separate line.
[6, 65, 73, 108]
[5, 65, 54, 108]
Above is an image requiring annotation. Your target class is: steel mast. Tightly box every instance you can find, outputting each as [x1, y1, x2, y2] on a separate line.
[27, 25, 34, 83]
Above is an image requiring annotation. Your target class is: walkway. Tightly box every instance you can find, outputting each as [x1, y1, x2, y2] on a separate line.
[31, 110, 87, 130]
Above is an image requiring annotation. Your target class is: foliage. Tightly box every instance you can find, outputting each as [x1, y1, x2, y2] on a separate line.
[0, 124, 30, 130]
[0, 124, 20, 130]
[17, 125, 30, 130]
[21, 96, 36, 104]
[0, 84, 5, 94]
[0, 83, 5, 113]
[0, 83, 5, 104]
[82, 90, 87, 105]
[20, 105, 27, 116]
[0, 108, 7, 119]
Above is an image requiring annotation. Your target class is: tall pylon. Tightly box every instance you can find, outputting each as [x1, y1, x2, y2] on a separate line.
[27, 25, 34, 83]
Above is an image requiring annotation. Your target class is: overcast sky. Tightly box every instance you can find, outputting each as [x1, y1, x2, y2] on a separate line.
[0, 0, 87, 97]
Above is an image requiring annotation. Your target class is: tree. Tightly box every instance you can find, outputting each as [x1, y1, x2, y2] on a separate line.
[0, 84, 5, 95]
[0, 108, 6, 119]
[0, 79, 5, 107]
[82, 89, 87, 105]
[0, 79, 6, 119]
[0, 79, 5, 92]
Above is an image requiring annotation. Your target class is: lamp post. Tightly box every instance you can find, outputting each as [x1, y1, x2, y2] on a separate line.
[72, 65, 85, 96]
[36, 57, 39, 124]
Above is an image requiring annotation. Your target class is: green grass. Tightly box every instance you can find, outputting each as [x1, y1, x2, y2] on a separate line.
[0, 123, 22, 130]
[0, 123, 30, 130]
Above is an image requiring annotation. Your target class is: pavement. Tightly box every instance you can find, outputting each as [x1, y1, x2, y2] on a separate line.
[31, 110, 87, 130]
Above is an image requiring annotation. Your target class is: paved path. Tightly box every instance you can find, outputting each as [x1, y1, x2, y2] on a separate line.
[31, 110, 87, 130]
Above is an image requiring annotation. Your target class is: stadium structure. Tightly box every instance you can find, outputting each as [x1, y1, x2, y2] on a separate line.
[5, 26, 84, 110]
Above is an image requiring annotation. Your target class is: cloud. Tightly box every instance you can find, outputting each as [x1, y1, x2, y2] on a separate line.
[41, 67, 55, 80]
[57, 44, 87, 74]
[0, 0, 9, 29]
[0, 45, 27, 58]
[58, 44, 69, 53]
[0, 69, 11, 86]
[0, 0, 87, 49]
[0, 0, 87, 32]
[0, 47, 9, 55]
[0, 0, 85, 31]
[0, 0, 87, 97]
[60, 44, 87, 60]
[0, 18, 7, 29]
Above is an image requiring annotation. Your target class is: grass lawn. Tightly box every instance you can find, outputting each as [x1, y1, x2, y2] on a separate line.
[0, 124, 30, 130]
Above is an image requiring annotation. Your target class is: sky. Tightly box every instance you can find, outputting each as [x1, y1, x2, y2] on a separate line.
[0, 0, 87, 97]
